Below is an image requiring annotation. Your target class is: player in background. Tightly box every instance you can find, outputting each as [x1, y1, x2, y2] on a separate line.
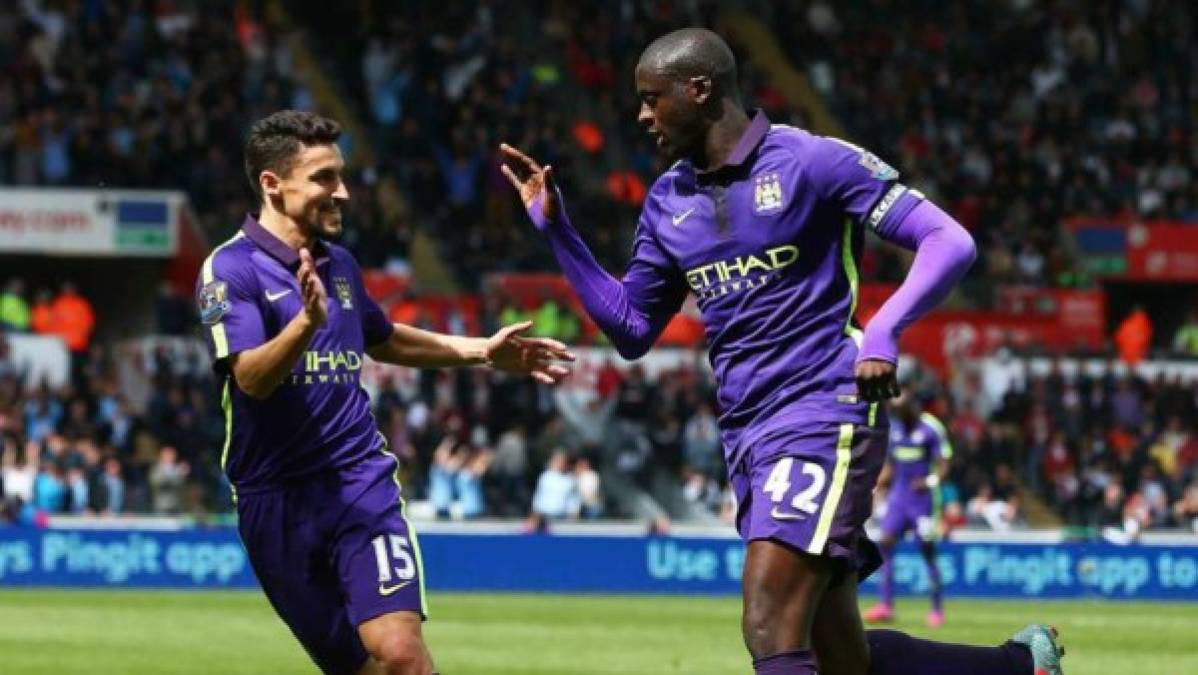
[865, 391, 952, 627]
[197, 110, 573, 675]
[502, 27, 1064, 675]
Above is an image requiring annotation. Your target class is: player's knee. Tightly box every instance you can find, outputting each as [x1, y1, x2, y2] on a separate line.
[742, 593, 795, 658]
[368, 634, 430, 675]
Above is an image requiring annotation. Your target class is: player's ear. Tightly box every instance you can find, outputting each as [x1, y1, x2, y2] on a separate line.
[260, 171, 281, 198]
[688, 75, 712, 105]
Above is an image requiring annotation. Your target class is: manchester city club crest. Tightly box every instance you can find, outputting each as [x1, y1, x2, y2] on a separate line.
[333, 276, 354, 310]
[753, 172, 785, 214]
[198, 280, 229, 325]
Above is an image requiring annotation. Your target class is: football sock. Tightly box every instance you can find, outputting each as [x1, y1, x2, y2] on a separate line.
[879, 552, 895, 608]
[929, 562, 943, 613]
[866, 629, 1033, 674]
[921, 543, 943, 613]
[753, 648, 817, 674]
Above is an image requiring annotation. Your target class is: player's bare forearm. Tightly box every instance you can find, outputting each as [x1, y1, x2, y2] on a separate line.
[367, 323, 489, 368]
[230, 312, 321, 400]
[369, 321, 574, 384]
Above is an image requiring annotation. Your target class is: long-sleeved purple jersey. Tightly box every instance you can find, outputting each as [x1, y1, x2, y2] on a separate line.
[539, 111, 972, 469]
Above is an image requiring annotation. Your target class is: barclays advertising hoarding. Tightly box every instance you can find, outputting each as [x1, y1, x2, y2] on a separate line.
[0, 528, 1195, 600]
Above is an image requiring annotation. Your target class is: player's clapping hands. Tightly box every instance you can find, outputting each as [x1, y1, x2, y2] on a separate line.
[298, 247, 328, 328]
[485, 321, 575, 384]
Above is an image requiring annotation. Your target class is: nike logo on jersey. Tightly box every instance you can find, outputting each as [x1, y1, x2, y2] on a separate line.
[378, 580, 412, 596]
[672, 207, 697, 226]
[770, 507, 808, 521]
[265, 289, 293, 302]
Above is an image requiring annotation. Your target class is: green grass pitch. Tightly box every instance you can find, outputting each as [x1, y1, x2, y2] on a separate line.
[1, 590, 1195, 674]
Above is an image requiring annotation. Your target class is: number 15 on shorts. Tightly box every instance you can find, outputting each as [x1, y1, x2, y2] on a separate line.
[763, 457, 826, 521]
[371, 534, 416, 595]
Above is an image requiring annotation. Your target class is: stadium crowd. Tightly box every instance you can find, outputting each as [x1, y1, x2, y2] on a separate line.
[1, 0, 404, 267]
[766, 0, 1196, 296]
[6, 1, 1193, 297]
[3, 270, 1197, 537]
[2, 1, 1196, 537]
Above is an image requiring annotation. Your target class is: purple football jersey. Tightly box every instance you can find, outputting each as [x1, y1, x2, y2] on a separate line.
[629, 111, 924, 468]
[195, 215, 394, 493]
[886, 412, 952, 503]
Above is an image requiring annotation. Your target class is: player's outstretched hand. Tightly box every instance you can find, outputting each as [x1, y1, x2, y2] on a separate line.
[499, 143, 559, 229]
[485, 320, 575, 384]
[854, 358, 900, 402]
[297, 247, 328, 328]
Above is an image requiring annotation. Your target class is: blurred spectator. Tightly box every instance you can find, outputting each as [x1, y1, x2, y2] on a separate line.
[575, 456, 604, 519]
[1173, 481, 1198, 533]
[457, 436, 492, 519]
[65, 466, 91, 515]
[1041, 432, 1077, 512]
[681, 467, 722, 515]
[32, 460, 67, 513]
[1172, 311, 1198, 357]
[966, 464, 1021, 531]
[429, 426, 467, 519]
[1115, 306, 1153, 365]
[612, 419, 653, 489]
[2, 443, 36, 506]
[0, 333, 20, 382]
[531, 450, 578, 520]
[30, 289, 54, 335]
[149, 446, 190, 515]
[0, 279, 31, 332]
[554, 388, 614, 455]
[51, 281, 96, 355]
[490, 423, 530, 514]
[98, 456, 125, 516]
[682, 402, 721, 480]
[1098, 482, 1138, 544]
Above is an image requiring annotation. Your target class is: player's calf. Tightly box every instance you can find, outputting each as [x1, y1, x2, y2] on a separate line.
[358, 611, 436, 675]
[742, 541, 832, 674]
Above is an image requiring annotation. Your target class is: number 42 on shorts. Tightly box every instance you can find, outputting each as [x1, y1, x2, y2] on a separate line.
[763, 458, 827, 520]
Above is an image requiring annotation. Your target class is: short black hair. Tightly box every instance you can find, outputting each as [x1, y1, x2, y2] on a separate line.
[244, 110, 342, 201]
[638, 28, 739, 100]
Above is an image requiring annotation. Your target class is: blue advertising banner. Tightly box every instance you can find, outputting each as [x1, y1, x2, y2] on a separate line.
[0, 529, 255, 587]
[1, 528, 1195, 600]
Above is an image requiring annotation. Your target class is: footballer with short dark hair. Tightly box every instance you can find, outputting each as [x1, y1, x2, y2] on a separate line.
[197, 109, 573, 675]
[503, 28, 1065, 675]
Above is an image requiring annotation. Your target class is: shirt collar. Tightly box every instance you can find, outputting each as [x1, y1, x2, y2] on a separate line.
[240, 214, 328, 269]
[693, 109, 770, 181]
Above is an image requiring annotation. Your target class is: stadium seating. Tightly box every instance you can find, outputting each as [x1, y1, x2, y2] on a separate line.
[2, 1, 1195, 534]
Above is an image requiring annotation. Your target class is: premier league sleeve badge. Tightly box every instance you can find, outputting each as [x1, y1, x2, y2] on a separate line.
[199, 280, 230, 325]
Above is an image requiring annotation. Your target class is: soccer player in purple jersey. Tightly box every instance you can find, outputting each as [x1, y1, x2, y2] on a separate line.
[864, 392, 952, 627]
[501, 28, 1064, 675]
[196, 111, 573, 675]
